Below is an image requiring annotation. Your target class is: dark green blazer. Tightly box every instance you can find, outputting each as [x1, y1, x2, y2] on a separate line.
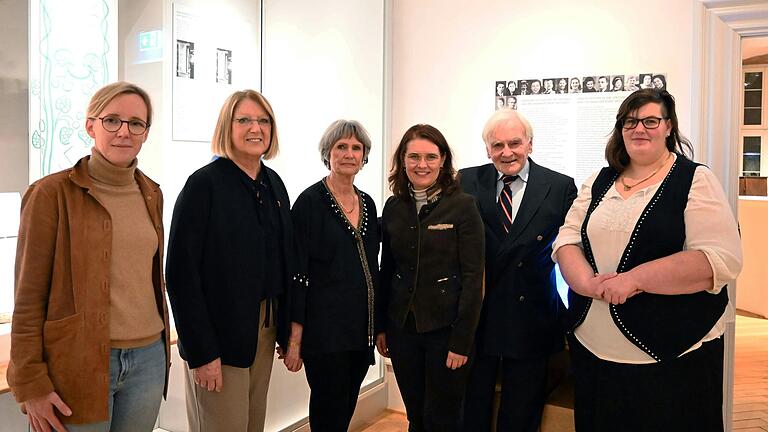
[378, 189, 485, 355]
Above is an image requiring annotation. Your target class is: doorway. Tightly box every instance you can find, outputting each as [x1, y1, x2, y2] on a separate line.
[732, 35, 768, 431]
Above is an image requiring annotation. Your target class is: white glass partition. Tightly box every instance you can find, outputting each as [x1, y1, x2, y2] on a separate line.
[28, 0, 118, 182]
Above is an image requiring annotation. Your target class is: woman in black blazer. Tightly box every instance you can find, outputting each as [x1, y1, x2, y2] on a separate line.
[166, 90, 296, 432]
[283, 120, 380, 431]
[377, 124, 485, 431]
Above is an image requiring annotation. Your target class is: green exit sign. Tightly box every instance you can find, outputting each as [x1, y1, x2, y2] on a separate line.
[139, 30, 161, 51]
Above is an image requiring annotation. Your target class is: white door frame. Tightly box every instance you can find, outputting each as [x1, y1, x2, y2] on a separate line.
[695, 1, 768, 430]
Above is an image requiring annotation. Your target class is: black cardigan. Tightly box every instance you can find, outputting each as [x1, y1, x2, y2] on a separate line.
[166, 157, 296, 369]
[378, 189, 485, 355]
[290, 180, 379, 356]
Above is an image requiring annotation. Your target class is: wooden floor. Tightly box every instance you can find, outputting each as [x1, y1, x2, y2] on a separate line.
[733, 312, 768, 431]
[355, 411, 407, 432]
[357, 313, 768, 432]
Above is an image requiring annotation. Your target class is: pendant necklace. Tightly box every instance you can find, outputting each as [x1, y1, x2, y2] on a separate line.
[327, 177, 357, 214]
[620, 152, 672, 191]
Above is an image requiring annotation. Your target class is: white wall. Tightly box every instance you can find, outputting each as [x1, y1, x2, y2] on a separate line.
[261, 0, 387, 206]
[390, 0, 698, 177]
[743, 35, 768, 59]
[118, 0, 263, 233]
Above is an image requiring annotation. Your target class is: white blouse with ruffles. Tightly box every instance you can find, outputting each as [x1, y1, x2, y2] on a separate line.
[552, 157, 742, 364]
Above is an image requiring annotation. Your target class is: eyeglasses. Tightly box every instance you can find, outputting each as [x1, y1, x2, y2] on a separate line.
[92, 116, 149, 135]
[233, 117, 271, 127]
[405, 153, 441, 165]
[620, 116, 668, 130]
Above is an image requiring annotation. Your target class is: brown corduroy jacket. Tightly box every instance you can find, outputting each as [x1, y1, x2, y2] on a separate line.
[8, 155, 170, 424]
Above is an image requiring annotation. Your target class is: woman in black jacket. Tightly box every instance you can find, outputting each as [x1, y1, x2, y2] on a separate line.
[283, 120, 379, 431]
[166, 89, 295, 432]
[377, 124, 485, 431]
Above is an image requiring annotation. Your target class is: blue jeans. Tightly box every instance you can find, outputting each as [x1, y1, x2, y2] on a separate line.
[60, 337, 166, 432]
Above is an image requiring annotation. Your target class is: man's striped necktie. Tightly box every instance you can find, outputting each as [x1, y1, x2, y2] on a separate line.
[498, 175, 519, 233]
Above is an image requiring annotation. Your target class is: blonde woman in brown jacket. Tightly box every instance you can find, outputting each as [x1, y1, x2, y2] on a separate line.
[9, 82, 170, 432]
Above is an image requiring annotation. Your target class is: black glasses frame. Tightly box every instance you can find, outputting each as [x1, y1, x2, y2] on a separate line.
[91, 116, 149, 135]
[620, 116, 669, 130]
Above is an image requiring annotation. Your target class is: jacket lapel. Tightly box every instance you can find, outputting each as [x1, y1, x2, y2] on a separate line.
[497, 160, 550, 256]
[135, 171, 162, 228]
[476, 164, 505, 239]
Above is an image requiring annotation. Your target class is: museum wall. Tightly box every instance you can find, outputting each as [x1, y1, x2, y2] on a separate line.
[261, 0, 387, 206]
[388, 0, 699, 180]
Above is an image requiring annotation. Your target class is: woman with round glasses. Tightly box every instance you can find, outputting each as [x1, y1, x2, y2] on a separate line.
[9, 81, 170, 431]
[377, 124, 484, 431]
[283, 120, 379, 431]
[553, 88, 742, 430]
[166, 89, 296, 431]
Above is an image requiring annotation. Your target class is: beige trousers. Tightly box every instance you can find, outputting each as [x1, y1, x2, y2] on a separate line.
[184, 300, 278, 432]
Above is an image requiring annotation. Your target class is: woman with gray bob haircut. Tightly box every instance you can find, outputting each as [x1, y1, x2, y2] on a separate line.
[319, 120, 372, 168]
[284, 119, 380, 431]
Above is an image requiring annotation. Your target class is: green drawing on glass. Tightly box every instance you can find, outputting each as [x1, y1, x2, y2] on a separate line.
[32, 0, 113, 177]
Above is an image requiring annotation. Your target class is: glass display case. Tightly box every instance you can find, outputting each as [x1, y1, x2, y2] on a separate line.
[0, 193, 21, 325]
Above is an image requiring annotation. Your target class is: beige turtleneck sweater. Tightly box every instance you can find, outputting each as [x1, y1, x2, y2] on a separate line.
[87, 148, 164, 348]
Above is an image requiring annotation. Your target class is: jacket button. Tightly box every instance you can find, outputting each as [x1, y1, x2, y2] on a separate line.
[536, 235, 543, 241]
[410, 226, 416, 230]
[517, 262, 523, 268]
[146, 195, 152, 200]
[519, 295, 525, 302]
[101, 344, 108, 354]
[409, 266, 415, 271]
[103, 250, 109, 260]
[408, 287, 413, 293]
[98, 312, 107, 324]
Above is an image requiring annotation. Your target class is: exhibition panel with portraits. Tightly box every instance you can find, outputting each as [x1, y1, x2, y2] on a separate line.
[493, 73, 669, 188]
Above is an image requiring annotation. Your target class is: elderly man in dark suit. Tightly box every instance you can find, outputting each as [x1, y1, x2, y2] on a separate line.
[459, 109, 577, 432]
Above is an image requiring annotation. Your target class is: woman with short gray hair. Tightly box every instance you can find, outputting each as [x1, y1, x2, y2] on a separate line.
[283, 120, 380, 431]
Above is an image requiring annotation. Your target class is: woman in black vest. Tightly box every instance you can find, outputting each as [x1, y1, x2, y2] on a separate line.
[377, 124, 484, 431]
[283, 120, 379, 431]
[553, 89, 742, 431]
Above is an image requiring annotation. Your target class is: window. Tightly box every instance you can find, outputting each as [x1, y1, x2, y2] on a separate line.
[740, 67, 768, 179]
[744, 71, 763, 126]
[743, 136, 762, 176]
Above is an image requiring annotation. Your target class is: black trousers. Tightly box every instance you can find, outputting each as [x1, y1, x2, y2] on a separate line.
[463, 353, 548, 432]
[388, 318, 472, 432]
[303, 349, 371, 432]
[569, 335, 724, 432]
